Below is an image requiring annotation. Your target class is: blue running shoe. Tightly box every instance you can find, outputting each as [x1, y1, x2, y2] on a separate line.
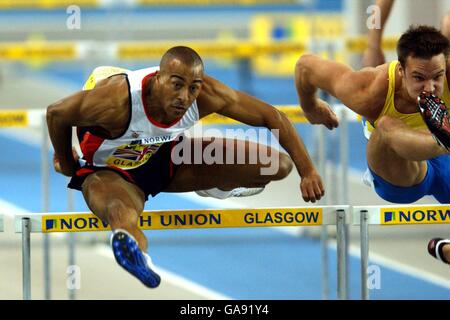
[111, 229, 161, 288]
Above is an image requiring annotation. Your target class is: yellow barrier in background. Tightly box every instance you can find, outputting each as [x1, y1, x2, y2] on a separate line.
[0, 0, 98, 9]
[0, 0, 297, 8]
[0, 38, 398, 61]
[0, 106, 360, 128]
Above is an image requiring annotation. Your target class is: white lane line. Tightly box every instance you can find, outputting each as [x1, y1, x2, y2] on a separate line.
[0, 198, 28, 217]
[95, 244, 232, 300]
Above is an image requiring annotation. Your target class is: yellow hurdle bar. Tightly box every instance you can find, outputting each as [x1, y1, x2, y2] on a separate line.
[0, 0, 296, 9]
[137, 0, 298, 5]
[352, 204, 450, 226]
[0, 0, 99, 9]
[0, 42, 77, 61]
[0, 109, 45, 128]
[117, 40, 306, 59]
[14, 206, 348, 233]
[0, 110, 29, 127]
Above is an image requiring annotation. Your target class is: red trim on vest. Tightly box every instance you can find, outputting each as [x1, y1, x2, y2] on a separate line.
[79, 132, 105, 165]
[107, 166, 135, 183]
[75, 166, 136, 184]
[76, 167, 94, 177]
[141, 71, 182, 128]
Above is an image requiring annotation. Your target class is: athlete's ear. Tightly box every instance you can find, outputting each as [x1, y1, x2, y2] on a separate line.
[154, 72, 163, 85]
[398, 64, 405, 77]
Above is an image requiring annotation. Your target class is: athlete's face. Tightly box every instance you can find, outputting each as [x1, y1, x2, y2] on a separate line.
[399, 54, 446, 101]
[158, 59, 204, 119]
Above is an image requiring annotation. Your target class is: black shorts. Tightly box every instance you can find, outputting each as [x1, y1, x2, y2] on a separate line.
[68, 138, 182, 201]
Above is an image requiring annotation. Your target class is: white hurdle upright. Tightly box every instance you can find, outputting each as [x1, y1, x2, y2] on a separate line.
[14, 206, 350, 300]
[353, 204, 450, 300]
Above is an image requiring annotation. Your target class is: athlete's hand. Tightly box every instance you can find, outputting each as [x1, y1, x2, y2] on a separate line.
[362, 46, 385, 68]
[302, 99, 339, 130]
[53, 147, 79, 176]
[300, 170, 325, 203]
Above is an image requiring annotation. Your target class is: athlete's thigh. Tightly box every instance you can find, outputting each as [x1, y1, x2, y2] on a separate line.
[81, 170, 145, 221]
[167, 137, 282, 191]
[177, 136, 280, 164]
[366, 131, 427, 186]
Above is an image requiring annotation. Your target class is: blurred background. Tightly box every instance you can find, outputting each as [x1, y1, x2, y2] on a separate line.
[1, 0, 450, 300]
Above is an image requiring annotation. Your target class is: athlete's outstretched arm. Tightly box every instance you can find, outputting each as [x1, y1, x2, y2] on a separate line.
[295, 54, 386, 125]
[197, 75, 324, 203]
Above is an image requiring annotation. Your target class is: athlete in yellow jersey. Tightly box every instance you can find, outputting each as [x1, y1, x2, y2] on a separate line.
[294, 25, 450, 265]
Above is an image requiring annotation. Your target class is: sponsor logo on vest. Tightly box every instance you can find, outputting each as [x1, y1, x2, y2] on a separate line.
[106, 143, 162, 169]
[131, 135, 172, 145]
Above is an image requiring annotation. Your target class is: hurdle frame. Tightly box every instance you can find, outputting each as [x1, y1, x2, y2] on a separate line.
[15, 206, 350, 300]
[0, 109, 52, 299]
[353, 204, 450, 300]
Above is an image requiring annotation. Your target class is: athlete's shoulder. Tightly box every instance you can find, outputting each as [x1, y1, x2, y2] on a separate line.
[356, 63, 390, 116]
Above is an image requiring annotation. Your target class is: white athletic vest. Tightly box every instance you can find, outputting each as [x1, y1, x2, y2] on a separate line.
[80, 66, 199, 170]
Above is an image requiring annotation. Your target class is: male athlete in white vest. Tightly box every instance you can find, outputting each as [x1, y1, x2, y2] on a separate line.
[47, 46, 324, 288]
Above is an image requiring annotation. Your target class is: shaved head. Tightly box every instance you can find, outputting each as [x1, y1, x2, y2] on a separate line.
[160, 46, 204, 73]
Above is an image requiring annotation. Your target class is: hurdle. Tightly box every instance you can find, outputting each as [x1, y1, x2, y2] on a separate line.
[353, 204, 450, 300]
[0, 109, 54, 299]
[15, 206, 350, 300]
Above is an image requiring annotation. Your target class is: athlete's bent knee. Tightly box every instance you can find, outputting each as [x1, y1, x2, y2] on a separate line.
[374, 116, 406, 146]
[106, 199, 139, 230]
[376, 115, 406, 133]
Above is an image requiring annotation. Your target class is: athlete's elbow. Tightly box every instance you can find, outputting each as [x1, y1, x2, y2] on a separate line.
[295, 54, 318, 88]
[46, 103, 65, 127]
[263, 107, 287, 131]
[295, 54, 315, 75]
[46, 103, 57, 119]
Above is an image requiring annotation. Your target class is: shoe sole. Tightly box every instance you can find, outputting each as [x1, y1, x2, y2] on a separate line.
[112, 231, 161, 288]
[418, 92, 450, 151]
